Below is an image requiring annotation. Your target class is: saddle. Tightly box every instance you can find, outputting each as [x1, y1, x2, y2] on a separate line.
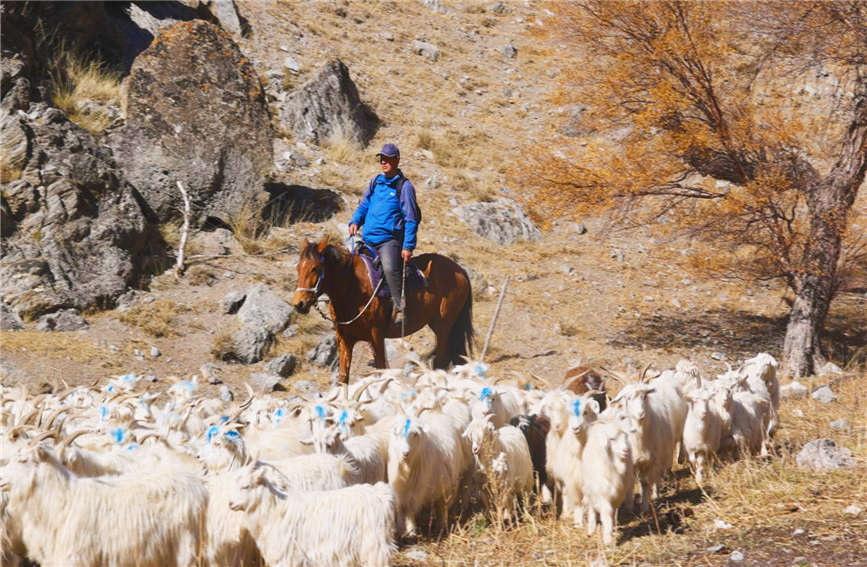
[356, 245, 427, 299]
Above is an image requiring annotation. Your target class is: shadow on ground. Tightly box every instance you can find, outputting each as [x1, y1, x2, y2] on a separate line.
[608, 308, 788, 356]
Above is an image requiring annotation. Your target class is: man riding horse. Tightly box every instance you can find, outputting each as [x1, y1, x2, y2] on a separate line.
[348, 143, 418, 327]
[292, 143, 473, 386]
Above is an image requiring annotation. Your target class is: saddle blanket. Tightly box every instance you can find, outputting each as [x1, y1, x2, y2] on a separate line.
[358, 254, 427, 299]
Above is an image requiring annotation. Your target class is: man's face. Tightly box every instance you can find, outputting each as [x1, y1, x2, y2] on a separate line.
[380, 155, 399, 176]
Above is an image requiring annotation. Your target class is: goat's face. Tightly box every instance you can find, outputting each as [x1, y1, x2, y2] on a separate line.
[228, 464, 268, 513]
[567, 396, 598, 436]
[463, 417, 495, 455]
[390, 418, 422, 462]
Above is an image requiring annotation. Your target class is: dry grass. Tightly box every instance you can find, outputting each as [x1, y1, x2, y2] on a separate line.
[49, 47, 121, 135]
[324, 129, 368, 165]
[117, 299, 194, 338]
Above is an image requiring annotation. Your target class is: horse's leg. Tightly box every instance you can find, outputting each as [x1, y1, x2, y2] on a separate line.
[336, 332, 356, 386]
[370, 327, 388, 369]
[428, 321, 452, 369]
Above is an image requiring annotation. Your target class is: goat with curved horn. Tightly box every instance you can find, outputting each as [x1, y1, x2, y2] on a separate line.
[58, 429, 90, 451]
[561, 369, 593, 391]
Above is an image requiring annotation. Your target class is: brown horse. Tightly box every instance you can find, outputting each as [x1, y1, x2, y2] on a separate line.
[292, 238, 474, 385]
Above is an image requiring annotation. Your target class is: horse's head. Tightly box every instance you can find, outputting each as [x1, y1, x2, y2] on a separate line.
[293, 238, 329, 314]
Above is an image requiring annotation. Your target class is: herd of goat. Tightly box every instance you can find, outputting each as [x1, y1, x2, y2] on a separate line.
[0, 352, 780, 566]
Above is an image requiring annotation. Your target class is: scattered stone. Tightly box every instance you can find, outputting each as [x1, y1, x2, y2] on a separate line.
[150, 346, 161, 358]
[282, 324, 299, 338]
[781, 381, 808, 399]
[796, 438, 856, 471]
[224, 271, 235, 279]
[844, 504, 862, 516]
[382, 31, 394, 41]
[248, 371, 285, 393]
[711, 352, 726, 361]
[560, 265, 573, 275]
[574, 222, 587, 234]
[404, 550, 428, 562]
[292, 380, 318, 395]
[283, 55, 301, 73]
[219, 385, 234, 402]
[236, 285, 294, 334]
[829, 418, 850, 431]
[222, 291, 247, 314]
[115, 290, 140, 311]
[452, 198, 541, 245]
[793, 528, 805, 536]
[811, 385, 836, 404]
[714, 519, 733, 529]
[730, 550, 744, 562]
[817, 361, 843, 377]
[792, 557, 807, 565]
[792, 408, 804, 417]
[411, 40, 440, 62]
[189, 228, 243, 257]
[488, 2, 507, 13]
[265, 354, 298, 378]
[279, 59, 378, 146]
[306, 335, 338, 369]
[0, 303, 23, 331]
[35, 309, 89, 332]
[200, 363, 223, 384]
[501, 42, 517, 58]
[109, 344, 120, 353]
[706, 544, 725, 553]
[218, 326, 273, 364]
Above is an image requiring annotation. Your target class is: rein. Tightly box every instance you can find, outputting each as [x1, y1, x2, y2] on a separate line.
[296, 252, 384, 326]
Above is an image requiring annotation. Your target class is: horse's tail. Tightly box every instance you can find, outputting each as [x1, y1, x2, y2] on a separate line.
[447, 268, 475, 366]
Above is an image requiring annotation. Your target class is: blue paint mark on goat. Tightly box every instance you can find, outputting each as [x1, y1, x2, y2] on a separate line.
[480, 387, 493, 402]
[572, 399, 581, 417]
[206, 426, 220, 443]
[274, 408, 285, 424]
[110, 427, 124, 444]
[99, 405, 108, 421]
[126, 444, 139, 451]
[224, 430, 241, 443]
[338, 410, 348, 430]
[315, 405, 326, 419]
[219, 416, 229, 424]
[403, 418, 411, 438]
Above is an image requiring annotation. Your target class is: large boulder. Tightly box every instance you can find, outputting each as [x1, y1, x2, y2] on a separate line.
[0, 103, 161, 320]
[106, 20, 272, 225]
[279, 59, 378, 146]
[452, 198, 542, 245]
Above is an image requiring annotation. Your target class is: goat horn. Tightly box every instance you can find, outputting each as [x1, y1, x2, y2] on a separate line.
[58, 429, 89, 451]
[16, 408, 39, 426]
[598, 366, 627, 383]
[530, 372, 551, 386]
[42, 407, 69, 430]
[136, 432, 172, 448]
[562, 369, 593, 391]
[7, 424, 34, 441]
[35, 430, 59, 443]
[492, 375, 512, 385]
[638, 363, 653, 383]
[324, 389, 340, 403]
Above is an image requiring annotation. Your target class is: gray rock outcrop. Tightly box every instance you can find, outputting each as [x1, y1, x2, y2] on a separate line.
[307, 335, 338, 369]
[0, 103, 160, 319]
[811, 385, 837, 404]
[106, 20, 272, 225]
[278, 59, 378, 146]
[236, 285, 294, 334]
[35, 309, 89, 331]
[796, 438, 855, 471]
[265, 354, 298, 378]
[213, 285, 292, 364]
[0, 303, 23, 331]
[452, 198, 541, 245]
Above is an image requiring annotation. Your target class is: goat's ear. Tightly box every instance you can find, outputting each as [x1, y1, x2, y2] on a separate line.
[316, 236, 329, 254]
[587, 398, 600, 416]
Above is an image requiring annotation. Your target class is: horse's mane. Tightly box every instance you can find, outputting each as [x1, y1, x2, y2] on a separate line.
[300, 242, 352, 269]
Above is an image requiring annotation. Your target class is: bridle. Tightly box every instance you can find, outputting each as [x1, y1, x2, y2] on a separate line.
[294, 254, 325, 296]
[295, 251, 383, 326]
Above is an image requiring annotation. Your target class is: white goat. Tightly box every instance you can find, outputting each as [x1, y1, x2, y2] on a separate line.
[0, 443, 207, 567]
[682, 386, 732, 482]
[581, 415, 635, 546]
[463, 415, 533, 522]
[229, 463, 396, 567]
[387, 410, 472, 536]
[614, 379, 683, 514]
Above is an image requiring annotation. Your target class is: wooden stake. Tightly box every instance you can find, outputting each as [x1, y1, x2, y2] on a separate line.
[481, 275, 510, 361]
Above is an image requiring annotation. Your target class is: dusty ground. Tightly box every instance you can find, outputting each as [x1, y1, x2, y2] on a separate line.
[1, 0, 866, 565]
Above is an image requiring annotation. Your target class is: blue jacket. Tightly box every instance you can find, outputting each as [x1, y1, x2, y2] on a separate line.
[349, 171, 419, 250]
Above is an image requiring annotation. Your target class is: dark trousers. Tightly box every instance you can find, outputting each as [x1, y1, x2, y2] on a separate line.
[371, 239, 404, 309]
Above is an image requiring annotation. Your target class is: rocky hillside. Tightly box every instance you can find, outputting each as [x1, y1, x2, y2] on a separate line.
[1, 1, 865, 565]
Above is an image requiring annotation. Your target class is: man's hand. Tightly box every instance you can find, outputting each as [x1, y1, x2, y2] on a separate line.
[348, 223, 358, 236]
[401, 249, 412, 262]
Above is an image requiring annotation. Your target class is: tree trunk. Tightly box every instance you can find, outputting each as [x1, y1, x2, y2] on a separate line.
[782, 82, 867, 377]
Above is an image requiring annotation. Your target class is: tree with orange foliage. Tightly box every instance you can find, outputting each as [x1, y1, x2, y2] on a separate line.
[531, 1, 866, 378]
